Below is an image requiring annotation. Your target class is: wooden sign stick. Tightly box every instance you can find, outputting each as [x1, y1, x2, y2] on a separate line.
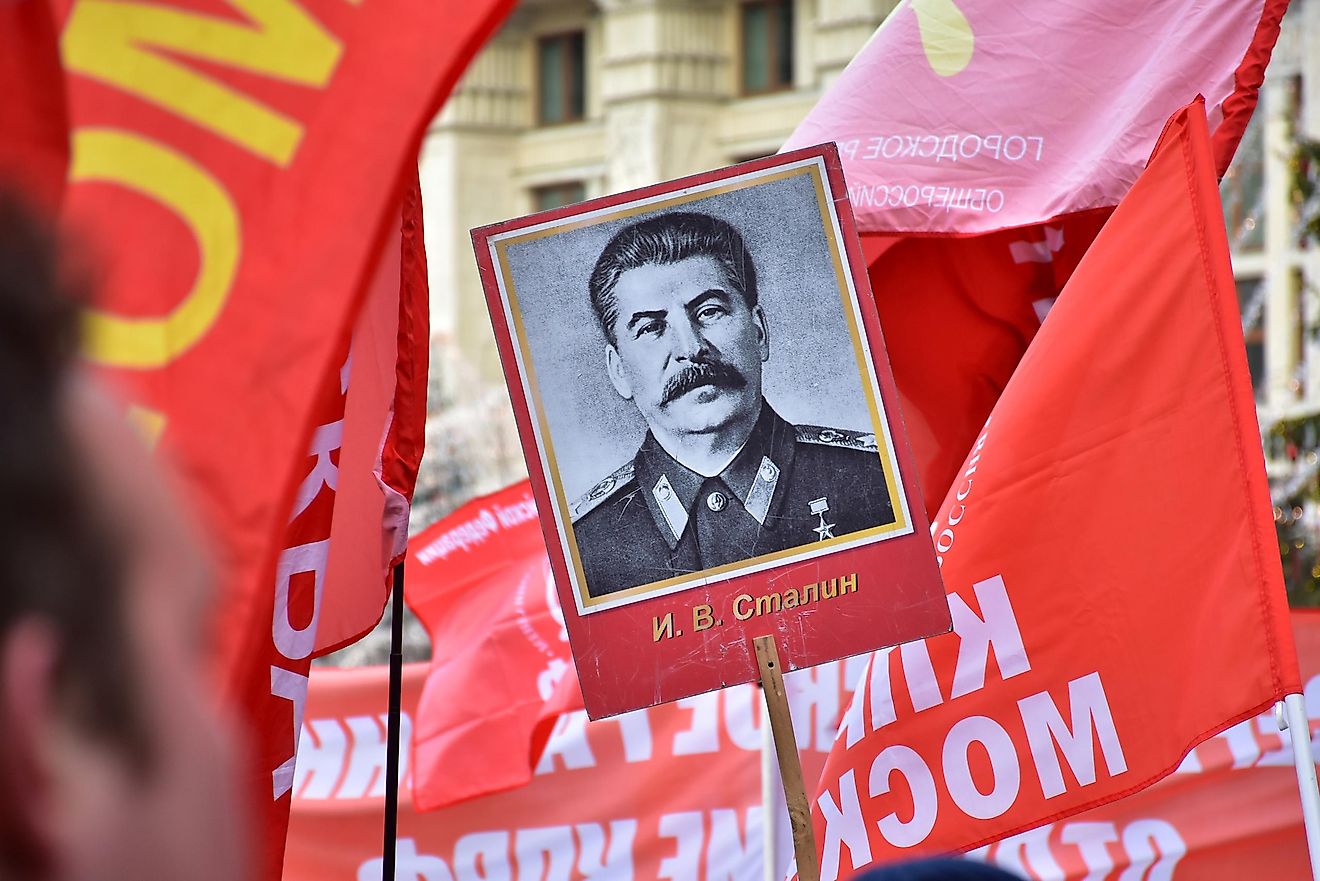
[753, 635, 819, 881]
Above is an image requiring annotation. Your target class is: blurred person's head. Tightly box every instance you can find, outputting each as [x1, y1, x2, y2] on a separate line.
[0, 193, 247, 881]
[853, 859, 1024, 880]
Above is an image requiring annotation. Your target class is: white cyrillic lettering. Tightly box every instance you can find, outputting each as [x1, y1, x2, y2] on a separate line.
[576, 821, 636, 881]
[456, 831, 510, 881]
[708, 809, 760, 881]
[943, 716, 1020, 819]
[869, 745, 937, 848]
[950, 574, 1030, 699]
[291, 419, 342, 520]
[672, 692, 720, 756]
[273, 539, 330, 660]
[293, 718, 345, 799]
[819, 769, 872, 881]
[657, 812, 703, 881]
[1018, 672, 1127, 798]
[270, 665, 308, 798]
[900, 640, 944, 712]
[535, 711, 596, 774]
[615, 709, 653, 763]
[788, 662, 840, 752]
[515, 827, 574, 881]
[1060, 822, 1118, 881]
[723, 685, 763, 751]
[340, 712, 411, 799]
[1117, 819, 1185, 881]
[993, 827, 1062, 880]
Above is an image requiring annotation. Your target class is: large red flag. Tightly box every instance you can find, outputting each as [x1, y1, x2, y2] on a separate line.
[286, 613, 1320, 881]
[783, 0, 1287, 515]
[56, 2, 511, 876]
[809, 101, 1299, 878]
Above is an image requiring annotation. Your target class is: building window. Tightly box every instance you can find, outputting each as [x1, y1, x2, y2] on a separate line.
[1238, 275, 1265, 398]
[740, 0, 794, 95]
[1222, 115, 1265, 253]
[532, 181, 586, 212]
[536, 32, 586, 125]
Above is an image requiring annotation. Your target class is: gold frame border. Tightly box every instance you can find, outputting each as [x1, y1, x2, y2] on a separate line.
[492, 159, 911, 613]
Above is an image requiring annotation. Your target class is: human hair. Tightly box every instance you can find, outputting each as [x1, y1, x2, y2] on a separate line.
[588, 211, 758, 346]
[0, 193, 147, 771]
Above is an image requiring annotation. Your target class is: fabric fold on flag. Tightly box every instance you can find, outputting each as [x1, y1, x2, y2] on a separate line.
[313, 168, 431, 659]
[809, 100, 1300, 878]
[783, 0, 1288, 515]
[406, 481, 574, 811]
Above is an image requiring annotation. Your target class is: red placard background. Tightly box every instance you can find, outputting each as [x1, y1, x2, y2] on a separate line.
[471, 145, 949, 719]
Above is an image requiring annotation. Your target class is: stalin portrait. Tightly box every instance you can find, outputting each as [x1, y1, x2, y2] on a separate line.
[570, 211, 896, 597]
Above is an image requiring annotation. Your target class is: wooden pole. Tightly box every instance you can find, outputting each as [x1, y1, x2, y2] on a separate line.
[753, 635, 819, 881]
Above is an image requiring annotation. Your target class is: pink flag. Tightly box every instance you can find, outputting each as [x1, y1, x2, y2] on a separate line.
[783, 0, 1287, 234]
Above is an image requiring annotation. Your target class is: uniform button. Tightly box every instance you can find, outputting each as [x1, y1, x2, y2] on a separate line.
[706, 491, 727, 512]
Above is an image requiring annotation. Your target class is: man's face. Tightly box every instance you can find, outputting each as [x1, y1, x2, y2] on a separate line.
[605, 255, 769, 439]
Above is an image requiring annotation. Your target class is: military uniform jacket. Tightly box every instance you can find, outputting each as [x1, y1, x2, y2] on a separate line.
[570, 402, 895, 597]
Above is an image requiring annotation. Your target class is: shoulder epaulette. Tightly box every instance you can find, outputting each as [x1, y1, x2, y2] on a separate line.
[794, 424, 879, 454]
[570, 460, 636, 522]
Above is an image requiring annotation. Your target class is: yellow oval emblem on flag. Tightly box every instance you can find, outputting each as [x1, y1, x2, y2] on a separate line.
[912, 0, 974, 77]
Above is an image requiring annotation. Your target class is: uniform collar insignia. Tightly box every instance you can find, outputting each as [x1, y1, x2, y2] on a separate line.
[634, 400, 796, 546]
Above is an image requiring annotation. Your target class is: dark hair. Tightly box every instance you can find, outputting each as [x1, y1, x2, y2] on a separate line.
[0, 193, 146, 770]
[588, 211, 758, 345]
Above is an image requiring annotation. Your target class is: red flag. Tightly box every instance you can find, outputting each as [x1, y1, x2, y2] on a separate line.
[313, 168, 430, 658]
[0, 0, 67, 209]
[783, 0, 1287, 515]
[57, 2, 512, 876]
[809, 101, 1299, 877]
[406, 481, 572, 811]
[288, 614, 1320, 881]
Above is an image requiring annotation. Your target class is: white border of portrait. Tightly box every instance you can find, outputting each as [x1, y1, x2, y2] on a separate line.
[487, 155, 914, 615]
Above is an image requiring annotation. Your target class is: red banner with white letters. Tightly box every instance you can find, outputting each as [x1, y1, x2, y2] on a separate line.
[807, 102, 1299, 877]
[284, 613, 1320, 881]
[57, 3, 509, 877]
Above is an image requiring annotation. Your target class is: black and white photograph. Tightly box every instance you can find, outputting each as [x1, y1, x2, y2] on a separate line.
[481, 154, 913, 612]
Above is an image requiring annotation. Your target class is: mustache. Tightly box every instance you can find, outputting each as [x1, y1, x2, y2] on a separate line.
[660, 360, 747, 406]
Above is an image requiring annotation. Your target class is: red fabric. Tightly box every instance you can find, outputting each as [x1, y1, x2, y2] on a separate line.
[313, 169, 430, 659]
[867, 212, 1110, 517]
[973, 611, 1320, 878]
[57, 2, 512, 877]
[809, 101, 1300, 877]
[382, 167, 431, 560]
[1212, 0, 1291, 177]
[286, 614, 1320, 881]
[0, 0, 67, 210]
[406, 482, 571, 811]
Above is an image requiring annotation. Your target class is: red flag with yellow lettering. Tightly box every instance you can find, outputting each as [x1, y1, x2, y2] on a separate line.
[57, 2, 511, 876]
[809, 101, 1299, 878]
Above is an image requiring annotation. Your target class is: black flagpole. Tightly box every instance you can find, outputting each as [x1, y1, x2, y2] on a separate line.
[382, 561, 405, 881]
